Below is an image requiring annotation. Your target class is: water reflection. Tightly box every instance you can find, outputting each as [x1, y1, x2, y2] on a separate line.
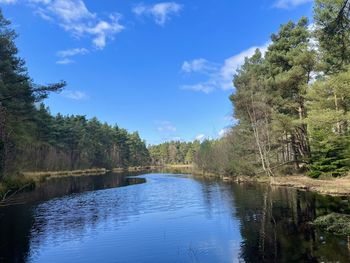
[2, 172, 145, 206]
[0, 173, 145, 263]
[228, 182, 350, 262]
[0, 173, 349, 262]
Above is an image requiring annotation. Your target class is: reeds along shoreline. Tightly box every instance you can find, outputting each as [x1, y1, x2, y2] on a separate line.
[2, 164, 350, 202]
[22, 168, 109, 181]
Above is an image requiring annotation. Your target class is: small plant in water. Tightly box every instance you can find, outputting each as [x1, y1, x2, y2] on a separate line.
[313, 213, 350, 235]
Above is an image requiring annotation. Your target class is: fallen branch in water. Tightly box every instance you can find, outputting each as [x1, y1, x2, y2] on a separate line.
[1, 183, 32, 202]
[1, 190, 11, 201]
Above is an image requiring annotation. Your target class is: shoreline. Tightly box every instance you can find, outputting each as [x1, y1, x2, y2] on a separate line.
[2, 165, 350, 201]
[269, 175, 350, 196]
[190, 170, 350, 197]
[120, 165, 350, 197]
[22, 168, 109, 181]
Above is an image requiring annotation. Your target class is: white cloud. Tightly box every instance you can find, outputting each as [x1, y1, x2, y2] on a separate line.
[219, 44, 269, 90]
[218, 128, 229, 138]
[274, 0, 313, 9]
[19, 0, 125, 49]
[156, 121, 177, 132]
[57, 47, 89, 57]
[181, 58, 216, 74]
[56, 57, 74, 64]
[181, 42, 269, 93]
[181, 80, 217, 94]
[0, 0, 17, 4]
[195, 134, 206, 142]
[133, 2, 183, 26]
[47, 0, 94, 22]
[60, 13, 124, 49]
[61, 90, 88, 100]
[224, 115, 239, 126]
[56, 47, 89, 64]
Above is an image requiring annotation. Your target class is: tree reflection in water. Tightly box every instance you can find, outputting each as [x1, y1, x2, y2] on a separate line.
[0, 173, 349, 263]
[226, 182, 350, 262]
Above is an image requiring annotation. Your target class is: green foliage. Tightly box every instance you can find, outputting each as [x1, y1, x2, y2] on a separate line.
[194, 127, 257, 176]
[306, 68, 350, 177]
[314, 0, 350, 73]
[0, 9, 150, 178]
[3, 1, 350, 181]
[149, 140, 200, 165]
[308, 133, 350, 178]
[193, 3, 350, 178]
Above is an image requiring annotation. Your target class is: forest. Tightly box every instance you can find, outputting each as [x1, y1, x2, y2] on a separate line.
[2, 0, 350, 188]
[148, 141, 200, 165]
[1, 1, 350, 262]
[192, 0, 350, 178]
[0, 9, 150, 184]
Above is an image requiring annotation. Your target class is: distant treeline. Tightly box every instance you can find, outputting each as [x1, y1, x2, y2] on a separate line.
[148, 141, 200, 165]
[0, 10, 150, 179]
[194, 0, 350, 178]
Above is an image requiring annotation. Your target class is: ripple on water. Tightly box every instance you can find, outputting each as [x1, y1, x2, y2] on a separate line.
[0, 173, 348, 263]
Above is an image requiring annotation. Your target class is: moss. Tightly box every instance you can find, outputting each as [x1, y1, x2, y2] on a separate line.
[313, 213, 350, 235]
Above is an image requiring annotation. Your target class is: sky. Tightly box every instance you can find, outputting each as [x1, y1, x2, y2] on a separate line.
[0, 0, 314, 145]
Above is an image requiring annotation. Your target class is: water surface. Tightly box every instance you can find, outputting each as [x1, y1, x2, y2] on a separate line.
[0, 172, 349, 262]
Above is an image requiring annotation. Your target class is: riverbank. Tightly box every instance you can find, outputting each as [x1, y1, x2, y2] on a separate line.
[2, 164, 350, 202]
[186, 167, 350, 196]
[1, 168, 109, 201]
[269, 175, 350, 196]
[22, 165, 350, 196]
[233, 174, 350, 196]
[0, 165, 193, 201]
[22, 168, 109, 182]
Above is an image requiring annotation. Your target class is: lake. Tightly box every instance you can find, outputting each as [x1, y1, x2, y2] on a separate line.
[0, 172, 349, 263]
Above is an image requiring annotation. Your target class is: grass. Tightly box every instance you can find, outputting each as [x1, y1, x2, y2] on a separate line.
[313, 213, 350, 235]
[1, 168, 109, 201]
[112, 165, 193, 173]
[22, 168, 108, 182]
[186, 166, 350, 196]
[166, 164, 193, 168]
[270, 175, 350, 196]
[113, 166, 154, 173]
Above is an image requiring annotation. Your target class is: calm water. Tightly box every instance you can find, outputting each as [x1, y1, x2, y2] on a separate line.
[0, 172, 349, 263]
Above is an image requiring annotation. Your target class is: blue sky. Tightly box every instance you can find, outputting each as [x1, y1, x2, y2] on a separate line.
[0, 0, 313, 144]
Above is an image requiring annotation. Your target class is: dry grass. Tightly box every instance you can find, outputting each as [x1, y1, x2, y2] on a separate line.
[113, 165, 193, 173]
[166, 164, 193, 168]
[22, 168, 108, 181]
[190, 168, 350, 196]
[112, 166, 154, 173]
[23, 166, 349, 197]
[270, 175, 350, 196]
